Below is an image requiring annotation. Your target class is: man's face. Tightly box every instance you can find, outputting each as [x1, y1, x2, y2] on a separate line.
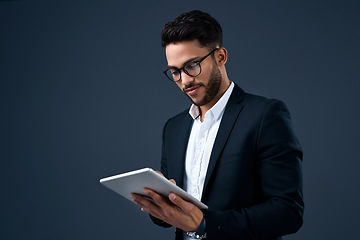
[165, 40, 222, 108]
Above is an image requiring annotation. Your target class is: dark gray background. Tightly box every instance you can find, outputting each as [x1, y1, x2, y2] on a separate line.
[1, 0, 359, 239]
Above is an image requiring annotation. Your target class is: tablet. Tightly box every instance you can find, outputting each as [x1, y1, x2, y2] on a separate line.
[100, 168, 208, 210]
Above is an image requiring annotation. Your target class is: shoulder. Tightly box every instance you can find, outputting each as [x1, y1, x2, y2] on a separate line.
[166, 108, 190, 124]
[245, 92, 287, 111]
[162, 109, 191, 132]
[231, 84, 289, 115]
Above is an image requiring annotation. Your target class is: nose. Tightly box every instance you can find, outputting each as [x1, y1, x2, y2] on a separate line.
[180, 70, 195, 86]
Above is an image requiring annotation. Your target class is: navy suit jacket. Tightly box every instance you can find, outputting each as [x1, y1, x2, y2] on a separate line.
[153, 84, 304, 240]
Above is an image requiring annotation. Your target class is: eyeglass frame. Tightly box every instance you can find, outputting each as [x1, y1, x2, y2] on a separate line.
[163, 48, 219, 82]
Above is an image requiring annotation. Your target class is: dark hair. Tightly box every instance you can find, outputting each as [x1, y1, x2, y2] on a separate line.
[161, 10, 223, 49]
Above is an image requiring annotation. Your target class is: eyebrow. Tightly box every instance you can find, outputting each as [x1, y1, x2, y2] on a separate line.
[167, 56, 201, 69]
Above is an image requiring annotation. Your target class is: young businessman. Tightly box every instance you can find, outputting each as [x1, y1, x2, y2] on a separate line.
[131, 10, 304, 240]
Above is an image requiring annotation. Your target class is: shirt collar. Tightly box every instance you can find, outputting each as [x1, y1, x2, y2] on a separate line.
[189, 82, 235, 120]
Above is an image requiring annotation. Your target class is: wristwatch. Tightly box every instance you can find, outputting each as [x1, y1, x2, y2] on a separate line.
[186, 214, 206, 239]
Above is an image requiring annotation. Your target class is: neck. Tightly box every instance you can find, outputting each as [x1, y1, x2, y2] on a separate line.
[198, 79, 231, 122]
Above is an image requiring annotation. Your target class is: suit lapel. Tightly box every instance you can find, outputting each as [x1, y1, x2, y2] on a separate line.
[170, 113, 193, 189]
[202, 84, 245, 198]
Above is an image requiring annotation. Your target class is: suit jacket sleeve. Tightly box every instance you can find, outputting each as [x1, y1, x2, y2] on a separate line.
[149, 119, 173, 228]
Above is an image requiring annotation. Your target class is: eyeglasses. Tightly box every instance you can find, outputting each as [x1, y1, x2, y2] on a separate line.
[163, 48, 219, 82]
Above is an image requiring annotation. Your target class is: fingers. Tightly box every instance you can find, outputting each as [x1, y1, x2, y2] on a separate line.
[168, 193, 203, 231]
[168, 193, 191, 212]
[154, 171, 176, 185]
[155, 171, 164, 177]
[130, 193, 164, 220]
[130, 193, 156, 209]
[144, 188, 172, 208]
[131, 189, 177, 220]
[131, 190, 203, 232]
[143, 189, 182, 221]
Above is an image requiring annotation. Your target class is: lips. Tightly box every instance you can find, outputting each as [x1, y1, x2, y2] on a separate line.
[184, 85, 202, 96]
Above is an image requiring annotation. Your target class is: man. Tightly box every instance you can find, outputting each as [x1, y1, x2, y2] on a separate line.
[131, 10, 304, 240]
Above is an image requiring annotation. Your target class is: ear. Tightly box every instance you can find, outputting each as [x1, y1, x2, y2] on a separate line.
[216, 47, 228, 66]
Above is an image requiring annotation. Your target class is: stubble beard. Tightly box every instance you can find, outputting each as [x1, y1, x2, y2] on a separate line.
[187, 62, 222, 107]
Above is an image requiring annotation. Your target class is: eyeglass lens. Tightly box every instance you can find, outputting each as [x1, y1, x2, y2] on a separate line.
[164, 48, 218, 82]
[166, 62, 201, 81]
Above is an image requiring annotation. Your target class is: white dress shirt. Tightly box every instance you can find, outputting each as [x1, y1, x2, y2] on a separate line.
[184, 82, 234, 201]
[183, 82, 234, 240]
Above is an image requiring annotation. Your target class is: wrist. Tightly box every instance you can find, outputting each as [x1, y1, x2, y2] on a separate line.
[187, 214, 206, 239]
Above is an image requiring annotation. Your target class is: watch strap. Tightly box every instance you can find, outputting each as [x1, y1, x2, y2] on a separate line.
[186, 214, 206, 239]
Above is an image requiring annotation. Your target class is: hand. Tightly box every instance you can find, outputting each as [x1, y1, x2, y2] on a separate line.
[130, 181, 203, 232]
[155, 171, 176, 185]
